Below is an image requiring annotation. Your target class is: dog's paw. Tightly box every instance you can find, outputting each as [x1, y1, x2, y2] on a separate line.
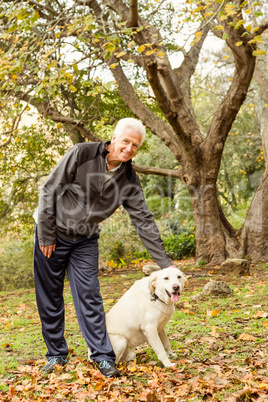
[125, 351, 136, 361]
[164, 361, 177, 368]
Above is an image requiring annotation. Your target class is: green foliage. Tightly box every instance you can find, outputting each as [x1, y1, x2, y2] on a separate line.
[134, 231, 196, 261]
[0, 235, 34, 291]
[0, 107, 71, 235]
[99, 208, 146, 266]
[109, 241, 127, 266]
[135, 135, 178, 199]
[163, 232, 196, 260]
[146, 196, 175, 220]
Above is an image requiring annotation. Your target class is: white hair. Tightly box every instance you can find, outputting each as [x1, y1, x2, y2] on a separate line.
[113, 118, 146, 144]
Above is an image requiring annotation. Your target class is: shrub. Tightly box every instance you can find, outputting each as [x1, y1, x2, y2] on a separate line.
[0, 236, 34, 291]
[146, 196, 175, 220]
[163, 232, 196, 260]
[134, 231, 196, 261]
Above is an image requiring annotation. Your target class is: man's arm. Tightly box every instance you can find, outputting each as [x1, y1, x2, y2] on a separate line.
[122, 175, 174, 269]
[37, 145, 79, 246]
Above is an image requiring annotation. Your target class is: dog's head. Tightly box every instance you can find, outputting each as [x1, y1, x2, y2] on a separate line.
[149, 267, 187, 304]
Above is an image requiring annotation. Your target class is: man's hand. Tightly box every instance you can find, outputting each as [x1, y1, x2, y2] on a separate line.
[40, 244, 56, 258]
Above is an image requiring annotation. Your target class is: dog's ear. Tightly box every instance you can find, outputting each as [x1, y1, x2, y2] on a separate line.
[149, 273, 158, 293]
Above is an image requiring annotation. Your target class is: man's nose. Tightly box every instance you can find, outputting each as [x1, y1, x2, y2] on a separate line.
[126, 143, 132, 152]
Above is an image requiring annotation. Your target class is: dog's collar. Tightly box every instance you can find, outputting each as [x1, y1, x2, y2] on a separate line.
[150, 292, 165, 304]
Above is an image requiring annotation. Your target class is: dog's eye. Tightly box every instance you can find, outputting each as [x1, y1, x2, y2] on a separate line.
[164, 277, 169, 280]
[177, 275, 181, 279]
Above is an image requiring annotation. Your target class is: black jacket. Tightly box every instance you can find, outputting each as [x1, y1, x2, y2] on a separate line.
[37, 141, 173, 268]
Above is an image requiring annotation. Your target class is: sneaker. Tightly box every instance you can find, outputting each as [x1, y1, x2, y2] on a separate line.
[98, 360, 121, 378]
[42, 357, 67, 373]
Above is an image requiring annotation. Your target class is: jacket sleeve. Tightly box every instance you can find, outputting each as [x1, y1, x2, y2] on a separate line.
[122, 174, 173, 269]
[37, 145, 79, 246]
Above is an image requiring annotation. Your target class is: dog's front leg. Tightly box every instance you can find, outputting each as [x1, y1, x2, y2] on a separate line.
[142, 325, 176, 367]
[159, 329, 176, 358]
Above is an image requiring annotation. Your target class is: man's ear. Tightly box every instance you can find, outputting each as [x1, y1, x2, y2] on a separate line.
[149, 273, 157, 293]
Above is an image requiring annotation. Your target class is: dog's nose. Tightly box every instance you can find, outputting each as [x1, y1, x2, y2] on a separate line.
[172, 284, 180, 292]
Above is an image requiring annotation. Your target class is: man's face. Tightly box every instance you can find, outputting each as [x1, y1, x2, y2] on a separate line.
[111, 127, 142, 162]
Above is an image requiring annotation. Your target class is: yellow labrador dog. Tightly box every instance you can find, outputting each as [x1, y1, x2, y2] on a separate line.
[89, 267, 187, 367]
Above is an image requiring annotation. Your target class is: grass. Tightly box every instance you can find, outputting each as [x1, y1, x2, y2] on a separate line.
[0, 262, 268, 400]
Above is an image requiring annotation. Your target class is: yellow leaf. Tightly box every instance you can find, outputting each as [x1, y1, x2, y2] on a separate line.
[239, 333, 257, 341]
[146, 49, 155, 55]
[69, 84, 77, 92]
[137, 45, 146, 53]
[236, 41, 243, 46]
[245, 8, 252, 14]
[213, 25, 224, 30]
[195, 31, 202, 38]
[253, 49, 266, 56]
[207, 310, 221, 317]
[105, 42, 116, 52]
[116, 51, 126, 58]
[263, 320, 268, 327]
[110, 63, 119, 68]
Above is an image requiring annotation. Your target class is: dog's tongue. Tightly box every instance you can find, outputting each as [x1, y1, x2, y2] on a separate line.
[171, 293, 180, 302]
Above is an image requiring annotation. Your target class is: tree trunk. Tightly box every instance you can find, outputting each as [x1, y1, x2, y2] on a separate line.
[241, 177, 268, 262]
[190, 181, 240, 265]
[240, 38, 268, 262]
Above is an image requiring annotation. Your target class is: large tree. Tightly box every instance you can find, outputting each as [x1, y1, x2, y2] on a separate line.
[0, 0, 267, 264]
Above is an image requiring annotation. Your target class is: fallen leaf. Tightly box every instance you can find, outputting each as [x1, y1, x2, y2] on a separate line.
[212, 326, 219, 338]
[251, 311, 268, 319]
[207, 310, 221, 317]
[238, 333, 257, 341]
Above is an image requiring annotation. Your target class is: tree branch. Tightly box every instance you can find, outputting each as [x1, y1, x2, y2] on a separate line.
[133, 164, 183, 179]
[20, 94, 102, 143]
[128, 0, 138, 28]
[253, 23, 268, 37]
[75, 0, 102, 16]
[202, 3, 256, 171]
[110, 60, 184, 161]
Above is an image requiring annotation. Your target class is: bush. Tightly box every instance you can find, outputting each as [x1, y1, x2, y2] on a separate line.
[163, 232, 196, 260]
[134, 231, 196, 261]
[0, 236, 34, 291]
[146, 196, 175, 220]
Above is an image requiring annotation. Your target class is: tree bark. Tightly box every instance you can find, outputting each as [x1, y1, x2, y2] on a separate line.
[240, 37, 268, 262]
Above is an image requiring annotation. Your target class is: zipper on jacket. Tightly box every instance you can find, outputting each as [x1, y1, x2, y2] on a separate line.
[99, 163, 126, 198]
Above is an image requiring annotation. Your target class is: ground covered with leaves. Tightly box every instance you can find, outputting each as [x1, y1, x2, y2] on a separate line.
[0, 259, 268, 401]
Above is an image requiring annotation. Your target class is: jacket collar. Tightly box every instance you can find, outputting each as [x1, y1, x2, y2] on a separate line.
[100, 141, 110, 157]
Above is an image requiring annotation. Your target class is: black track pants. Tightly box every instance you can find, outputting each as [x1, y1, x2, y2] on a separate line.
[33, 227, 115, 363]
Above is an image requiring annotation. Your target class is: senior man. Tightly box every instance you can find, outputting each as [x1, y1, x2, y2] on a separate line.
[34, 118, 176, 378]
